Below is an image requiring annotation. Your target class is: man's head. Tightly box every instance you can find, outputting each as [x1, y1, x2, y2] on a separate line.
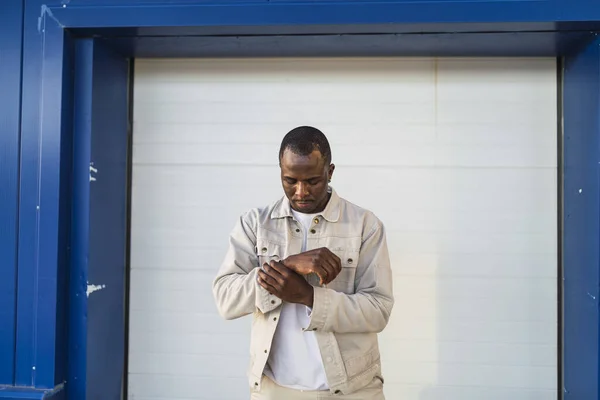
[279, 126, 335, 214]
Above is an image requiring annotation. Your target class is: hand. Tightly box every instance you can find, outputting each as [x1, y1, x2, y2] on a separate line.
[257, 261, 314, 307]
[283, 247, 342, 285]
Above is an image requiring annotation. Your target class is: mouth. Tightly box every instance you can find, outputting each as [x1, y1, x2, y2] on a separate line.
[294, 201, 314, 208]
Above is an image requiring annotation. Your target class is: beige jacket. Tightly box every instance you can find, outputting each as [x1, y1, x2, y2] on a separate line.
[212, 189, 394, 395]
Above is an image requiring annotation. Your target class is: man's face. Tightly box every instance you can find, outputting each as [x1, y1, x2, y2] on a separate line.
[280, 148, 335, 214]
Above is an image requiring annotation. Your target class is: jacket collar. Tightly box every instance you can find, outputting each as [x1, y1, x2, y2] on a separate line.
[271, 187, 341, 223]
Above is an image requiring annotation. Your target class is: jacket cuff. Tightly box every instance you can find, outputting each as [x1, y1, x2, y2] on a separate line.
[254, 268, 282, 313]
[304, 286, 330, 332]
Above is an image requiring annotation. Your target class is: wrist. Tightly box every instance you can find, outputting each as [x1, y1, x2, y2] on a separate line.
[281, 256, 296, 272]
[301, 286, 314, 308]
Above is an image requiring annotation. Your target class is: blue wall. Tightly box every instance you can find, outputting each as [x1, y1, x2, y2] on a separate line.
[2, 1, 600, 399]
[563, 38, 600, 399]
[0, 0, 23, 387]
[46, 0, 600, 27]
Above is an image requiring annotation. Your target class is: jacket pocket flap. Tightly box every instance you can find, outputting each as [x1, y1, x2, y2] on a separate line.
[332, 249, 359, 269]
[256, 239, 284, 259]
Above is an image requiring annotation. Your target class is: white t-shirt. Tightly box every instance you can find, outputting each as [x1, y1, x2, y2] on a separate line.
[264, 209, 329, 390]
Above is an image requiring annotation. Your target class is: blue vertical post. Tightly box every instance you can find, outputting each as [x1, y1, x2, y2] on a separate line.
[69, 39, 129, 400]
[562, 36, 600, 399]
[68, 39, 95, 400]
[14, 4, 72, 394]
[0, 0, 24, 386]
[85, 41, 129, 400]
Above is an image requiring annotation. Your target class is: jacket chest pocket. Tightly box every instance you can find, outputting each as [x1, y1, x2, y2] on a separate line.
[328, 250, 360, 294]
[256, 239, 285, 268]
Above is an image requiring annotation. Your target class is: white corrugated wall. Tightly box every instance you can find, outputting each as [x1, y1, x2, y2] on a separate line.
[128, 57, 558, 400]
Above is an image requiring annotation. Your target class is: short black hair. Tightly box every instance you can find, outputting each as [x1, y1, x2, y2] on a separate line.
[279, 126, 332, 164]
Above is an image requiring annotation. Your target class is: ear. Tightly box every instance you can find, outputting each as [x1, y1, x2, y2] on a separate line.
[328, 164, 335, 181]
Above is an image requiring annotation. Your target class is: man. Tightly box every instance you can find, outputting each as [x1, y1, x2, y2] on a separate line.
[213, 126, 394, 399]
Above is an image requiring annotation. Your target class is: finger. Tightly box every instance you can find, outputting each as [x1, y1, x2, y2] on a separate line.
[269, 261, 291, 279]
[319, 263, 336, 285]
[258, 277, 276, 294]
[327, 252, 343, 276]
[257, 272, 274, 292]
[264, 262, 286, 284]
[258, 270, 280, 293]
[312, 253, 334, 285]
[321, 255, 341, 284]
[259, 268, 279, 287]
[323, 263, 337, 285]
[317, 248, 341, 278]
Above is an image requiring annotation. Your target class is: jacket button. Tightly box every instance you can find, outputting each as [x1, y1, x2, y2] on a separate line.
[296, 228, 300, 232]
[347, 258, 353, 264]
[273, 317, 277, 321]
[335, 390, 341, 394]
[271, 300, 276, 304]
[261, 247, 267, 253]
[264, 349, 268, 353]
[310, 229, 316, 234]
[313, 218, 319, 224]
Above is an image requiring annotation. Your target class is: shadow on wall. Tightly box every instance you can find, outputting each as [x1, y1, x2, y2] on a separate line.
[377, 155, 557, 400]
[416, 170, 557, 400]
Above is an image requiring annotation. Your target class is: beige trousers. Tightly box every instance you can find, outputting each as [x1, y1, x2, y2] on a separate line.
[251, 375, 385, 400]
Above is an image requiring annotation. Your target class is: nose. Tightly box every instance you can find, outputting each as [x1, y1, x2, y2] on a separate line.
[295, 182, 309, 198]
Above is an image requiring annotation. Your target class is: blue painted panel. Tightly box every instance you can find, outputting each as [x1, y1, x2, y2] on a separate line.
[15, 7, 72, 389]
[558, 0, 600, 21]
[53, 27, 75, 390]
[0, 384, 65, 400]
[86, 40, 129, 400]
[63, 0, 549, 3]
[68, 38, 94, 400]
[0, 393, 45, 400]
[0, 0, 24, 386]
[16, 0, 47, 384]
[112, 31, 593, 58]
[51, 1, 557, 28]
[68, 38, 129, 400]
[562, 38, 600, 399]
[77, 21, 570, 38]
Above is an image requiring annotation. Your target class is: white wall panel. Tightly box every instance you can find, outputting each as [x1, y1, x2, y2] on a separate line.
[129, 57, 557, 400]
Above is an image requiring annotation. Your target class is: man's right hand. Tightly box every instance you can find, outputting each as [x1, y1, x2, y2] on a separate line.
[282, 247, 342, 285]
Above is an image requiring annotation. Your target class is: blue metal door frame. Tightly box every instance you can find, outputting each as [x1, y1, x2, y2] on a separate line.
[2, 0, 600, 399]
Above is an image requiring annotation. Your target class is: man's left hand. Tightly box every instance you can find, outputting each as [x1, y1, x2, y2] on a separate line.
[257, 260, 314, 308]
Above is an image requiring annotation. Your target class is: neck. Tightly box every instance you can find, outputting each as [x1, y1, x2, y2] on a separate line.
[311, 191, 332, 214]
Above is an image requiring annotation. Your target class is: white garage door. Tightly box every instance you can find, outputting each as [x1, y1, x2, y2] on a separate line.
[128, 58, 557, 400]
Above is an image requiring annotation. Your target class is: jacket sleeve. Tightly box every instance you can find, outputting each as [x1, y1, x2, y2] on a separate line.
[212, 212, 282, 320]
[304, 220, 394, 333]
